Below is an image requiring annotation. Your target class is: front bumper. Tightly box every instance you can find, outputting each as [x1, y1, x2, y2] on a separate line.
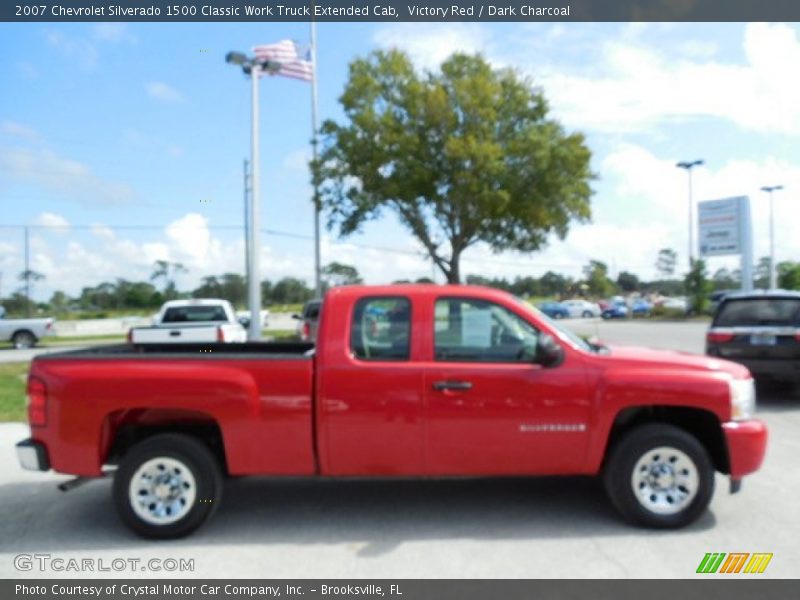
[16, 439, 50, 471]
[723, 420, 768, 480]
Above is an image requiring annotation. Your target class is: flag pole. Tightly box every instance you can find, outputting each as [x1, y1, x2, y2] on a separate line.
[248, 63, 262, 340]
[310, 18, 322, 299]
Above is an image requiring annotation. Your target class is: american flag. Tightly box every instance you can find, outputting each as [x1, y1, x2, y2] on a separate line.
[252, 40, 313, 82]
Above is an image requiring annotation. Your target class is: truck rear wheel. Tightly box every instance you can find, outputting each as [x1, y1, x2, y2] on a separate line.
[112, 433, 223, 539]
[603, 423, 714, 528]
[12, 330, 36, 349]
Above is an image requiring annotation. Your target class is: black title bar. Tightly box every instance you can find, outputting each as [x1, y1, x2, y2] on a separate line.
[4, 0, 800, 22]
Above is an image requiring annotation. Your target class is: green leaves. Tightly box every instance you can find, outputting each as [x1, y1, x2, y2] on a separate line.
[314, 51, 594, 283]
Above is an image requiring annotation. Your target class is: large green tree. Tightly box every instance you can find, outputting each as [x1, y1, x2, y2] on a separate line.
[314, 50, 594, 283]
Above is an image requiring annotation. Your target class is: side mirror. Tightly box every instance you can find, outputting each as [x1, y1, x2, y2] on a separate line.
[536, 333, 565, 367]
[291, 313, 301, 320]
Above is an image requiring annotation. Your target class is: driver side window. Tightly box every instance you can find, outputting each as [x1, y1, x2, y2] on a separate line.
[434, 298, 540, 362]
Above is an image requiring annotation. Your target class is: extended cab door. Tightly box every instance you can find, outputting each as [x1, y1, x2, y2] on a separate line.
[317, 294, 424, 475]
[423, 296, 590, 476]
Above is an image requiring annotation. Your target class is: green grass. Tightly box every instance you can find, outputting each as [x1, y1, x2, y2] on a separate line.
[0, 362, 28, 422]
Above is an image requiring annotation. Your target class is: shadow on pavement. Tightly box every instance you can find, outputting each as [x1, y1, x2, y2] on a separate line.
[756, 384, 800, 414]
[0, 475, 716, 554]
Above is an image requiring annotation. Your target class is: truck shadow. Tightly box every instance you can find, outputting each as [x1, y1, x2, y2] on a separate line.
[0, 475, 716, 555]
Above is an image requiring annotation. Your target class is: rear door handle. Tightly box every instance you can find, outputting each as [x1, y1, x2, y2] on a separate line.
[169, 330, 181, 337]
[432, 380, 473, 391]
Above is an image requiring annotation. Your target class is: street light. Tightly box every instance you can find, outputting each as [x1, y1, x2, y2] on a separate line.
[676, 159, 704, 270]
[226, 51, 281, 341]
[760, 184, 784, 290]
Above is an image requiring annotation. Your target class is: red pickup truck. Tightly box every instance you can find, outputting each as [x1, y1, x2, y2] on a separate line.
[16, 285, 767, 538]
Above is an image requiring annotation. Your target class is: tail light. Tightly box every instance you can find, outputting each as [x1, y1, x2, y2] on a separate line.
[217, 326, 225, 343]
[27, 377, 47, 427]
[45, 320, 53, 331]
[302, 321, 311, 341]
[794, 331, 800, 342]
[126, 328, 133, 344]
[707, 330, 735, 344]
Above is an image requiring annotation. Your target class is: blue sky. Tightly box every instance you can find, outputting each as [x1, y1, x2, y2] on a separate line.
[1, 21, 799, 299]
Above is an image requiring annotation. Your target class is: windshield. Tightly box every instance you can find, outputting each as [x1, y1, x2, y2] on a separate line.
[514, 297, 593, 352]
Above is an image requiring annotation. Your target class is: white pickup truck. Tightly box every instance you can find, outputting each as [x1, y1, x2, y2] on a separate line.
[128, 299, 247, 344]
[0, 306, 55, 348]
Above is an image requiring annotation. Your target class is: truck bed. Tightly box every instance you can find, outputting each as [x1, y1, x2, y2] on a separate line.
[29, 341, 317, 477]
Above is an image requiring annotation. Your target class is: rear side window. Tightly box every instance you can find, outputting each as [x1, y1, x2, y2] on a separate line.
[350, 297, 411, 360]
[162, 305, 228, 323]
[715, 298, 800, 327]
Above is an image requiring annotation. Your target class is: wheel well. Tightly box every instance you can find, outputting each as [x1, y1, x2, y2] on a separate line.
[605, 406, 729, 473]
[13, 329, 36, 339]
[103, 409, 227, 474]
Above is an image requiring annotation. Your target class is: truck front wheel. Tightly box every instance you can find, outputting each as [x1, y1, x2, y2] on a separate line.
[112, 433, 223, 539]
[603, 424, 714, 528]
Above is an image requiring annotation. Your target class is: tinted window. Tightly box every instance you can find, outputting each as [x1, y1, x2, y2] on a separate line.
[351, 297, 411, 360]
[162, 305, 228, 323]
[715, 298, 800, 327]
[303, 301, 321, 320]
[435, 298, 539, 362]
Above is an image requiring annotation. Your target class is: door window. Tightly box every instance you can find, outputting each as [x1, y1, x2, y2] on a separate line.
[434, 298, 540, 362]
[351, 297, 411, 360]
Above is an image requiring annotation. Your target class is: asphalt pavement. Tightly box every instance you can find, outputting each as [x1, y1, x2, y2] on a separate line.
[0, 319, 798, 578]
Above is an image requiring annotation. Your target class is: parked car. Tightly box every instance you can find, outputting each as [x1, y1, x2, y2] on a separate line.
[601, 301, 629, 320]
[292, 299, 322, 342]
[17, 284, 766, 538]
[128, 299, 247, 344]
[706, 290, 800, 385]
[631, 299, 653, 317]
[660, 296, 690, 315]
[538, 301, 570, 319]
[0, 306, 55, 349]
[563, 299, 602, 318]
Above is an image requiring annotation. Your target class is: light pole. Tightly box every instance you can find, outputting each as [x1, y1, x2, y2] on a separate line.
[676, 159, 704, 271]
[226, 51, 280, 341]
[760, 184, 783, 290]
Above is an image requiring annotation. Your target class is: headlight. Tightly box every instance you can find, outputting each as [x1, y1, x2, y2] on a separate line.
[729, 377, 755, 421]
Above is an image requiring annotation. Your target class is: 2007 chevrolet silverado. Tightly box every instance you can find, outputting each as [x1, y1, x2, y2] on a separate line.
[16, 285, 767, 538]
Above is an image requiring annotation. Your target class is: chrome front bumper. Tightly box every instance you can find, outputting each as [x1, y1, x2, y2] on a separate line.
[16, 439, 49, 471]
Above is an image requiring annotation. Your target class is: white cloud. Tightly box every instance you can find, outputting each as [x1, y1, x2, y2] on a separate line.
[0, 146, 135, 205]
[373, 22, 800, 135]
[92, 23, 136, 43]
[145, 82, 185, 103]
[1, 121, 39, 141]
[45, 30, 98, 69]
[373, 23, 492, 70]
[34, 213, 71, 234]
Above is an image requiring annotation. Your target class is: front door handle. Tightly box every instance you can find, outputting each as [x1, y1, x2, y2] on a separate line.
[432, 380, 473, 391]
[169, 330, 181, 337]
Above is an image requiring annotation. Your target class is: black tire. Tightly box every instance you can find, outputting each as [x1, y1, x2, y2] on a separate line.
[113, 433, 223, 539]
[582, 311, 593, 318]
[603, 423, 714, 529]
[12, 330, 37, 349]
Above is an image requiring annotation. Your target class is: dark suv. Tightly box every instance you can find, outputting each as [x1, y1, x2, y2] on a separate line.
[706, 290, 800, 384]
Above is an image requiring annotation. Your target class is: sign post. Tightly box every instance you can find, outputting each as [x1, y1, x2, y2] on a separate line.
[697, 196, 753, 291]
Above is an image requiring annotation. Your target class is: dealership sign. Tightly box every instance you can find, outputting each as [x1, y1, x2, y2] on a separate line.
[698, 196, 751, 257]
[697, 196, 754, 290]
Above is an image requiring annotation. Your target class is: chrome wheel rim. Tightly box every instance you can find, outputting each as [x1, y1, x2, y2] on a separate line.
[631, 446, 699, 515]
[129, 457, 196, 525]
